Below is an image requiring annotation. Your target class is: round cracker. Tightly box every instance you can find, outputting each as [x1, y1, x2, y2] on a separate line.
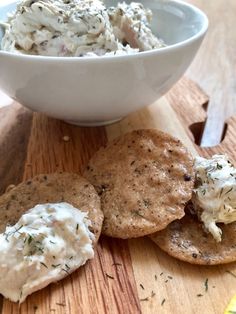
[83, 129, 194, 238]
[150, 211, 236, 265]
[0, 173, 103, 243]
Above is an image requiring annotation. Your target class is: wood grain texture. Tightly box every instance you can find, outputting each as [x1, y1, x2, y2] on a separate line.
[186, 0, 236, 146]
[0, 103, 32, 195]
[0, 78, 236, 314]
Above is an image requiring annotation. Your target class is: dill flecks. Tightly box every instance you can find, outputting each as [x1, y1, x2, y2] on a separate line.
[161, 298, 166, 306]
[40, 262, 48, 268]
[139, 283, 144, 290]
[62, 268, 70, 275]
[105, 273, 114, 280]
[52, 264, 61, 268]
[204, 278, 208, 292]
[140, 297, 149, 302]
[225, 187, 233, 195]
[226, 270, 236, 278]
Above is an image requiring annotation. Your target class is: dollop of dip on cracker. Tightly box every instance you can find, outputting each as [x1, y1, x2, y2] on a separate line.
[193, 154, 236, 242]
[0, 203, 94, 303]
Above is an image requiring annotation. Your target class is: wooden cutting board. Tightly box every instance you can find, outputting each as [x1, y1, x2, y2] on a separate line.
[0, 78, 236, 314]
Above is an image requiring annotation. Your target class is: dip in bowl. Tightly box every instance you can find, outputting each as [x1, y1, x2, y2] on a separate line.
[0, 0, 208, 126]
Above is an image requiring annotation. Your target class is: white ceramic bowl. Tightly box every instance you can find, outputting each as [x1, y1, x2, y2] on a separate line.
[0, 0, 208, 126]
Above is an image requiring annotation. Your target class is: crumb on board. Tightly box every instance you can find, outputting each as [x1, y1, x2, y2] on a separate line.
[62, 135, 70, 142]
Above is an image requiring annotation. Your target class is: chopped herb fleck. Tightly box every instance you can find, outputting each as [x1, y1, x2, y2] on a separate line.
[140, 297, 149, 302]
[204, 278, 208, 292]
[219, 188, 224, 197]
[28, 235, 33, 244]
[62, 268, 70, 275]
[161, 298, 166, 306]
[105, 273, 114, 280]
[197, 294, 203, 297]
[167, 276, 173, 280]
[151, 291, 156, 298]
[139, 283, 144, 290]
[40, 262, 48, 268]
[225, 187, 233, 195]
[52, 264, 61, 268]
[226, 270, 236, 278]
[50, 240, 56, 244]
[160, 272, 163, 276]
[154, 274, 157, 281]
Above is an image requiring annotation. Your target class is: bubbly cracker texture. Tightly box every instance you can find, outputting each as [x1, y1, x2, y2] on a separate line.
[84, 129, 194, 238]
[150, 211, 236, 265]
[0, 173, 103, 242]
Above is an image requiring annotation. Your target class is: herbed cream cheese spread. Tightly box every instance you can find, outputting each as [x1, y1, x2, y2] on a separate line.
[193, 154, 236, 242]
[0, 0, 164, 56]
[0, 202, 94, 303]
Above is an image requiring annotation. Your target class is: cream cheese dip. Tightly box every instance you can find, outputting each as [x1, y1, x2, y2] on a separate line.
[0, 202, 94, 303]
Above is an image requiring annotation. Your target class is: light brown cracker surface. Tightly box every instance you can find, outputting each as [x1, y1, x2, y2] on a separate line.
[83, 129, 194, 238]
[0, 173, 103, 243]
[150, 211, 236, 265]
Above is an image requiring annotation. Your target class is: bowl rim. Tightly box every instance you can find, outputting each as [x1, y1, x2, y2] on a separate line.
[0, 0, 209, 62]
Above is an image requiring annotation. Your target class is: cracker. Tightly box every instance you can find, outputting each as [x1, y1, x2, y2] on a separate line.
[0, 173, 103, 243]
[83, 129, 194, 238]
[150, 211, 236, 265]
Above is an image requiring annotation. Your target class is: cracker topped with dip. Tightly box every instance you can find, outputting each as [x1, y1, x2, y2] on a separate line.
[0, 172, 104, 303]
[150, 154, 236, 265]
[0, 172, 103, 242]
[84, 129, 195, 238]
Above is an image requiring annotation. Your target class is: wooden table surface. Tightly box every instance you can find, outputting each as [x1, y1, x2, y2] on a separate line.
[0, 2, 236, 313]
[1, 0, 235, 146]
[186, 0, 236, 146]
